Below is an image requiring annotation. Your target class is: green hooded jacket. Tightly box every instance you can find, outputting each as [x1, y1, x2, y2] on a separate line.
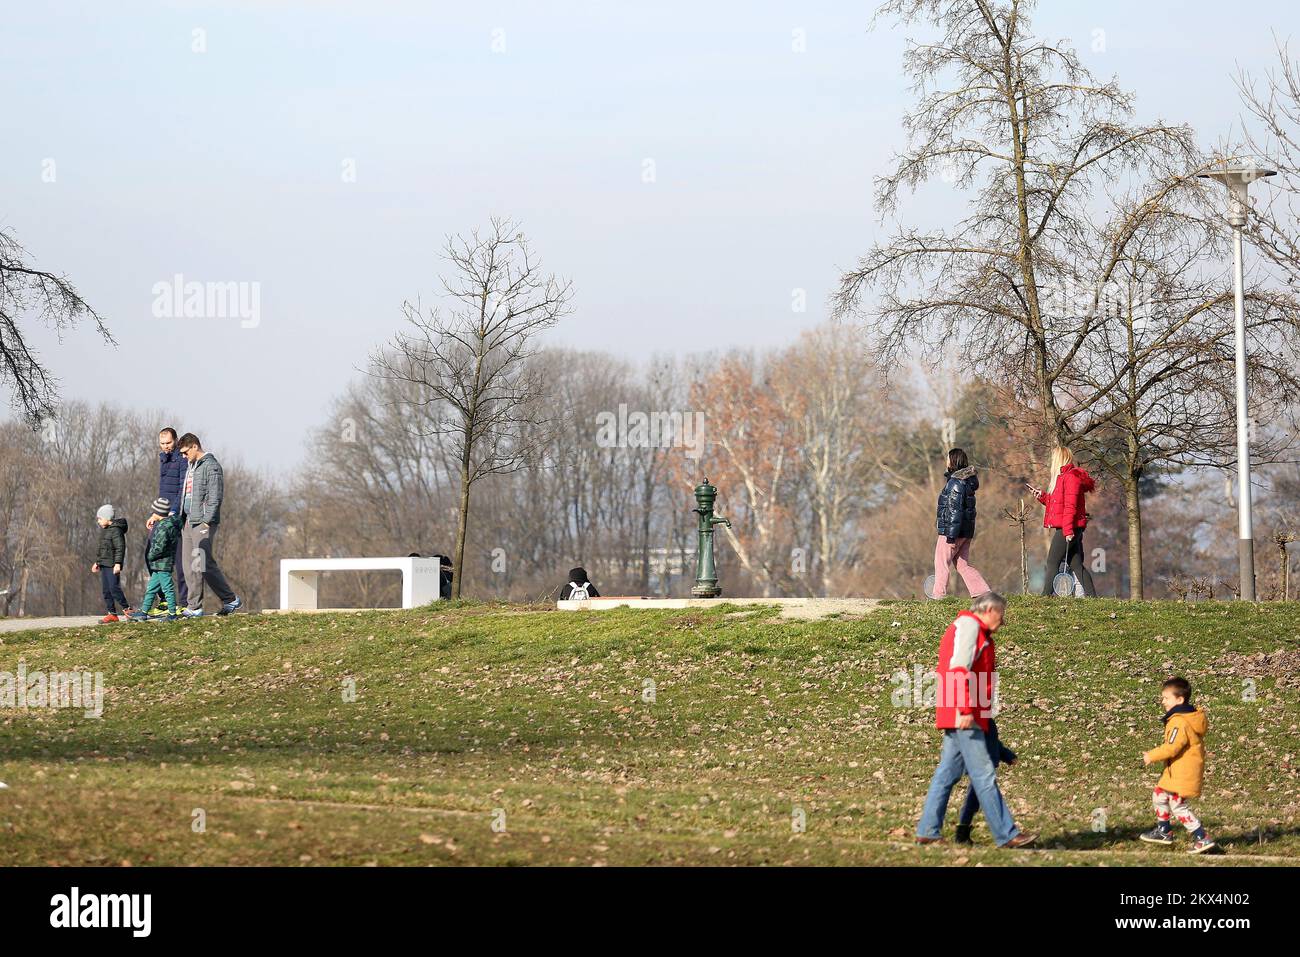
[146, 514, 182, 572]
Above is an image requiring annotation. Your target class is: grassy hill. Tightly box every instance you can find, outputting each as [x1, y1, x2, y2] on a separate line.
[1, 598, 1297, 866]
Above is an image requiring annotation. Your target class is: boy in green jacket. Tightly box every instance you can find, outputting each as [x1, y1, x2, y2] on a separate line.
[129, 498, 182, 622]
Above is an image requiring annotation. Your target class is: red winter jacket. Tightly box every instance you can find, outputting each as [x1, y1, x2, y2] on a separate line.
[935, 610, 997, 733]
[1037, 463, 1094, 538]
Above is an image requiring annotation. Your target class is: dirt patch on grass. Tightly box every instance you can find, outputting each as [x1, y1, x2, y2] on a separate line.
[774, 599, 882, 620]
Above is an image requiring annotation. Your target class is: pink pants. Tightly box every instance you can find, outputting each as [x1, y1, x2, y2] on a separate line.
[933, 536, 990, 598]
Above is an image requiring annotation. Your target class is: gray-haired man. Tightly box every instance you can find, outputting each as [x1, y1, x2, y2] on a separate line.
[915, 592, 1035, 848]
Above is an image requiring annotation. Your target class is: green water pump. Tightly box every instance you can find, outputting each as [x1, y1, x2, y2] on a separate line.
[691, 477, 731, 598]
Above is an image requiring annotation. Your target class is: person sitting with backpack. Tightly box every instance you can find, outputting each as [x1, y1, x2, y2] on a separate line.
[561, 566, 600, 600]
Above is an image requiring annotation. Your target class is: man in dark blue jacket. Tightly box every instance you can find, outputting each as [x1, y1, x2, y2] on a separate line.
[157, 427, 189, 609]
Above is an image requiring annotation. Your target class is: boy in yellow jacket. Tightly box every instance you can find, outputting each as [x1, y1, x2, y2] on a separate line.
[1140, 677, 1215, 854]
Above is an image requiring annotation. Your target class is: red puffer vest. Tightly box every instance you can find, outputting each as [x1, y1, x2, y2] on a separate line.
[1037, 463, 1094, 538]
[935, 610, 997, 732]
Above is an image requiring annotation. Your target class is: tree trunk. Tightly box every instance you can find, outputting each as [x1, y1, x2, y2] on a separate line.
[1125, 472, 1144, 600]
[1280, 542, 1289, 602]
[639, 468, 655, 596]
[1019, 501, 1028, 594]
[453, 441, 472, 600]
[18, 565, 31, 616]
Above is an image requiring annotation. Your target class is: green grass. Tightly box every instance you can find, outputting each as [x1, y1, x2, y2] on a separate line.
[1, 598, 1297, 866]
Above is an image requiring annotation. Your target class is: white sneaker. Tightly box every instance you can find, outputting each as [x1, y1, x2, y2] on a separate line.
[0, 781, 8, 789]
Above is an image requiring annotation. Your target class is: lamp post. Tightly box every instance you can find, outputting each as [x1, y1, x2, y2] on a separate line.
[1197, 161, 1276, 601]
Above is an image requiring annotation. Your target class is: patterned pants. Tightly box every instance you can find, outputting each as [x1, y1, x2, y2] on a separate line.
[1153, 786, 1201, 832]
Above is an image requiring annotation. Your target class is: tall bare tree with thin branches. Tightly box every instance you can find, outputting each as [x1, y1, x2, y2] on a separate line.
[833, 0, 1197, 448]
[1238, 39, 1300, 289]
[368, 219, 573, 597]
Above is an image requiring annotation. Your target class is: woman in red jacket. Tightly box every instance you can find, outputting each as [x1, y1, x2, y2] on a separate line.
[1028, 446, 1097, 597]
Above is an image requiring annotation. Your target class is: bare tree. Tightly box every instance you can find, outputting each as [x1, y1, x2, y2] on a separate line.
[1065, 185, 1300, 598]
[0, 229, 112, 428]
[771, 326, 879, 595]
[368, 219, 573, 597]
[833, 0, 1197, 448]
[1238, 39, 1300, 289]
[692, 352, 798, 597]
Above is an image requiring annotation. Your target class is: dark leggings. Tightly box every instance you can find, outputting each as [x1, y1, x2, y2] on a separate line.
[1039, 528, 1097, 597]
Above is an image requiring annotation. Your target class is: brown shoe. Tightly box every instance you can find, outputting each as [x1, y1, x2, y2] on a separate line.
[1000, 832, 1037, 849]
[915, 836, 947, 845]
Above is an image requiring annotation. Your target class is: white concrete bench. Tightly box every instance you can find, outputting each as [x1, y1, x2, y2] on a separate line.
[279, 557, 442, 611]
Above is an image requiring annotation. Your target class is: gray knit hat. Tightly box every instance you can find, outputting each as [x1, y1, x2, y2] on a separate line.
[152, 497, 172, 517]
[96, 504, 115, 522]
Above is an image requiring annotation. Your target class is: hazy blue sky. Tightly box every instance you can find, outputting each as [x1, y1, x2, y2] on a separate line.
[3, 1, 1291, 469]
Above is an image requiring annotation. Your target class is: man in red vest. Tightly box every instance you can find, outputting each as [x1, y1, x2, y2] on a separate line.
[915, 592, 1036, 847]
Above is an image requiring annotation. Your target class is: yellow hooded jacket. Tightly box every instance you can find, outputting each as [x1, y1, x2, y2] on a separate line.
[1145, 706, 1207, 798]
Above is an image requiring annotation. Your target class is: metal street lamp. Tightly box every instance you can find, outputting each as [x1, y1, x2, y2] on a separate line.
[1197, 161, 1277, 601]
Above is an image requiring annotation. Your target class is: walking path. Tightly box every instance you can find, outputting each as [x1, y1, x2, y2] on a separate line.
[0, 616, 100, 635]
[556, 597, 883, 619]
[4, 599, 885, 634]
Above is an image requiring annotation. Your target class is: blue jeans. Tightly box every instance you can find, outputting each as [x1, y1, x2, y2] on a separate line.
[917, 727, 1019, 845]
[959, 719, 1002, 826]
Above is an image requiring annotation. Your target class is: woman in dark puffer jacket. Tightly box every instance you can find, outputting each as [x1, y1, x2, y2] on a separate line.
[930, 448, 990, 598]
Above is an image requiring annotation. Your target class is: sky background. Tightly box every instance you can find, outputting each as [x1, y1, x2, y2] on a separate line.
[2, 0, 1292, 470]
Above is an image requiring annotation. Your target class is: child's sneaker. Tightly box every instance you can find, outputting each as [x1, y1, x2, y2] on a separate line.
[99, 614, 119, 624]
[181, 608, 205, 618]
[148, 605, 170, 619]
[1188, 837, 1217, 854]
[1139, 827, 1175, 845]
[126, 612, 150, 623]
[218, 596, 243, 616]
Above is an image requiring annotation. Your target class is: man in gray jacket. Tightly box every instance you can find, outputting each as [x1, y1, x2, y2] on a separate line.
[177, 433, 242, 617]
